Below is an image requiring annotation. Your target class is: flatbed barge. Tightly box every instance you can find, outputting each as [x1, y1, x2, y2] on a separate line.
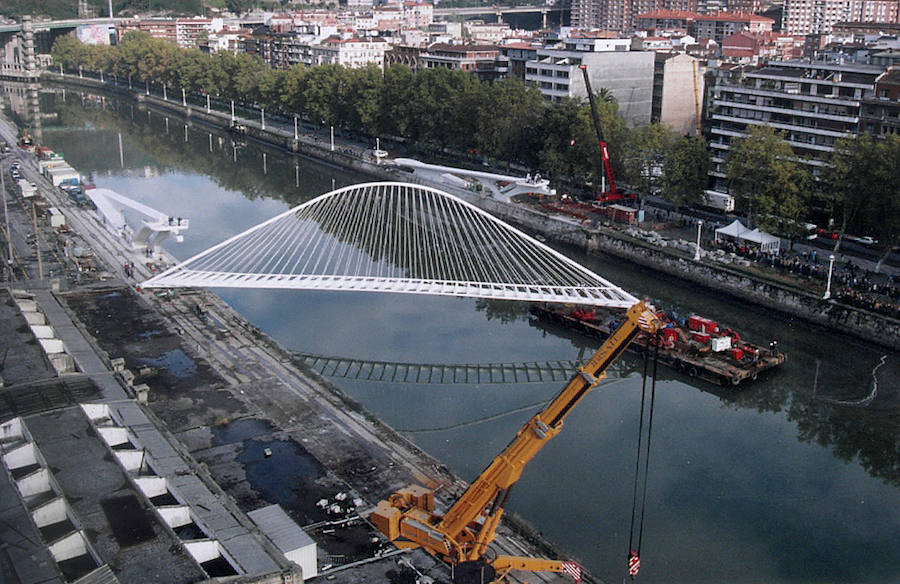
[532, 304, 786, 387]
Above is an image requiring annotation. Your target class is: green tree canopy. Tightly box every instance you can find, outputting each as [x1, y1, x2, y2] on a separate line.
[726, 125, 810, 236]
[620, 123, 677, 196]
[662, 134, 710, 206]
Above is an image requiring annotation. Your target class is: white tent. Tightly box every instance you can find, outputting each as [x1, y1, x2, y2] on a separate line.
[715, 220, 780, 254]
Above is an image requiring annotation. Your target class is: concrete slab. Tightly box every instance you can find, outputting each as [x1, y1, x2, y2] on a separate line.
[30, 289, 127, 401]
[0, 458, 64, 584]
[24, 407, 207, 584]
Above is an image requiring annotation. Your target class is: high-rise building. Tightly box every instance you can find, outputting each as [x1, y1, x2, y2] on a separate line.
[860, 66, 900, 135]
[652, 52, 705, 134]
[524, 38, 656, 126]
[782, 0, 900, 35]
[707, 59, 883, 197]
[572, 0, 698, 32]
[636, 10, 774, 42]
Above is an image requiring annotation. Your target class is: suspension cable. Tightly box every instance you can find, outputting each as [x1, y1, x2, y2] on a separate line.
[624, 333, 660, 581]
[625, 341, 650, 580]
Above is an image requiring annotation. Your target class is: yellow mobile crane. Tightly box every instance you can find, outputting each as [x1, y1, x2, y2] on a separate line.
[371, 301, 661, 583]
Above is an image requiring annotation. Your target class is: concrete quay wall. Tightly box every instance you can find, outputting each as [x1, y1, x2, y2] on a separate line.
[40, 72, 900, 350]
[480, 199, 900, 350]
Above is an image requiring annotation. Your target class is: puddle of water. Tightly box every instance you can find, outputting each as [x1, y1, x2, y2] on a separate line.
[210, 418, 275, 447]
[97, 291, 123, 300]
[237, 438, 326, 515]
[139, 349, 197, 379]
[135, 328, 165, 340]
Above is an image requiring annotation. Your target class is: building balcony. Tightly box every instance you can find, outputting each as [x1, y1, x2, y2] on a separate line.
[745, 71, 875, 91]
[709, 126, 747, 138]
[714, 84, 860, 107]
[712, 98, 859, 123]
[711, 114, 854, 138]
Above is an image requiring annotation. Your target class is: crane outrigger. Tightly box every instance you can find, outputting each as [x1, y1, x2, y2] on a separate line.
[371, 301, 662, 583]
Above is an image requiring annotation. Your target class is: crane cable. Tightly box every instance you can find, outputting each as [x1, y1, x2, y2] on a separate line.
[625, 333, 660, 581]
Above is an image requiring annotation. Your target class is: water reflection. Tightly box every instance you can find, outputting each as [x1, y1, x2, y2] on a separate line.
[16, 83, 900, 583]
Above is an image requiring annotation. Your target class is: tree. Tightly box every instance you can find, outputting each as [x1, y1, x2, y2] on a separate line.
[225, 0, 254, 15]
[620, 123, 677, 196]
[535, 98, 597, 187]
[348, 65, 385, 137]
[852, 134, 900, 271]
[725, 125, 810, 234]
[662, 134, 710, 206]
[820, 135, 892, 255]
[474, 78, 543, 169]
[377, 64, 415, 138]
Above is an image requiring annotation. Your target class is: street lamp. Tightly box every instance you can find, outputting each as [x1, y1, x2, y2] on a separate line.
[694, 219, 703, 261]
[823, 254, 836, 300]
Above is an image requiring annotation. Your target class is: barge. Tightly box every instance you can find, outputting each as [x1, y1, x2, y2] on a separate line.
[531, 304, 786, 387]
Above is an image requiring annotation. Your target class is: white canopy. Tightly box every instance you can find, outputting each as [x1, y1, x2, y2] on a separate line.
[715, 220, 780, 254]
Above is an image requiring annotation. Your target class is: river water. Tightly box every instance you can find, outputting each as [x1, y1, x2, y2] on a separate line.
[9, 86, 900, 583]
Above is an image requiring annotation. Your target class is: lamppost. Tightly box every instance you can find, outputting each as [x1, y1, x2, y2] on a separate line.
[260, 107, 265, 130]
[694, 219, 703, 261]
[824, 254, 836, 299]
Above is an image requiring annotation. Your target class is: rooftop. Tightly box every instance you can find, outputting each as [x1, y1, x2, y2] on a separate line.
[877, 67, 900, 84]
[637, 9, 774, 23]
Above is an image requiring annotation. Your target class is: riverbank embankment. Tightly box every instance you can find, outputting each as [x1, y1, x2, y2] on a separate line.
[38, 72, 900, 349]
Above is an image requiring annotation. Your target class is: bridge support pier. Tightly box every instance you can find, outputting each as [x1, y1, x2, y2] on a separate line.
[541, 9, 548, 28]
[22, 16, 38, 81]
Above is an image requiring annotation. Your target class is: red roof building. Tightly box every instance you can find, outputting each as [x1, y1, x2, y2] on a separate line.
[721, 31, 804, 62]
[637, 10, 773, 42]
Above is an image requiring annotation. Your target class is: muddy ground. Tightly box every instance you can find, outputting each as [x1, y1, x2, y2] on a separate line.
[60, 286, 401, 567]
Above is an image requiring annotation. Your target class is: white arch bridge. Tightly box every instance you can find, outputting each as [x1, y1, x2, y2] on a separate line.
[143, 182, 635, 308]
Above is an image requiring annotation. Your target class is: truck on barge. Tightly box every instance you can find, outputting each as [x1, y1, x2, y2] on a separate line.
[532, 304, 786, 387]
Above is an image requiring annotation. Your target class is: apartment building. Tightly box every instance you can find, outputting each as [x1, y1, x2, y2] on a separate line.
[571, 0, 698, 32]
[692, 12, 774, 42]
[524, 39, 655, 126]
[176, 18, 217, 48]
[707, 59, 883, 195]
[652, 51, 705, 134]
[782, 0, 900, 35]
[636, 10, 773, 42]
[402, 1, 434, 28]
[860, 66, 900, 134]
[721, 31, 804, 63]
[419, 44, 509, 81]
[311, 37, 390, 68]
[465, 21, 512, 43]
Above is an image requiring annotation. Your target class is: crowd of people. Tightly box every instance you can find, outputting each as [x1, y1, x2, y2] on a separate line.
[712, 238, 900, 319]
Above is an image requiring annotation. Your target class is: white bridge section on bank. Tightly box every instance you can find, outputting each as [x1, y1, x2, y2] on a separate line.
[87, 187, 189, 250]
[143, 182, 635, 307]
[391, 158, 555, 201]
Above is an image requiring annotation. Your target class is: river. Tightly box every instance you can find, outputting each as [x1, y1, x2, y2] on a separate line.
[7, 85, 899, 584]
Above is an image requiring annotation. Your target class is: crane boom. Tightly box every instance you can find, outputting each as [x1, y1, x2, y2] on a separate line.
[370, 301, 661, 583]
[579, 64, 618, 197]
